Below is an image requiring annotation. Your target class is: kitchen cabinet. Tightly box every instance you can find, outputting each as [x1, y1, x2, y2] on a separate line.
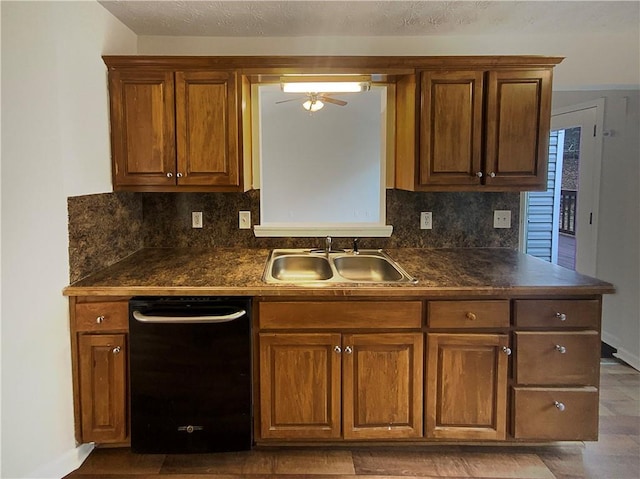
[107, 67, 241, 191]
[511, 299, 601, 440]
[70, 297, 129, 444]
[397, 66, 553, 191]
[425, 300, 511, 440]
[257, 300, 424, 440]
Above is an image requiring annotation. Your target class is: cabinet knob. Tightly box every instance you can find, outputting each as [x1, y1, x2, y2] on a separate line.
[96, 315, 105, 324]
[476, 171, 483, 178]
[554, 401, 566, 412]
[556, 312, 567, 321]
[112, 346, 121, 354]
[177, 173, 183, 178]
[502, 346, 512, 356]
[344, 346, 353, 354]
[166, 172, 173, 178]
[465, 312, 477, 321]
[555, 344, 567, 354]
[334, 346, 342, 354]
[489, 172, 496, 178]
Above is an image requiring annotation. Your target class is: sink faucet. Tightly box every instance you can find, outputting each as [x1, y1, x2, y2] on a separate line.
[325, 236, 332, 257]
[353, 238, 360, 255]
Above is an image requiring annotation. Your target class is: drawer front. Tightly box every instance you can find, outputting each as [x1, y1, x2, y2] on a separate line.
[512, 387, 598, 440]
[75, 301, 129, 332]
[428, 300, 510, 329]
[514, 299, 600, 329]
[514, 331, 599, 385]
[258, 301, 423, 329]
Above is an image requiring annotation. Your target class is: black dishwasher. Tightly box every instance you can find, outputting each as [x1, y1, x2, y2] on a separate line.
[129, 296, 252, 453]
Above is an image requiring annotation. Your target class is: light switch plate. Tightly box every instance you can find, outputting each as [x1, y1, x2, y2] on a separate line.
[239, 211, 251, 229]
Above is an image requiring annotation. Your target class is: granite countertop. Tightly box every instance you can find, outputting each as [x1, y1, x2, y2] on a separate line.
[63, 247, 615, 297]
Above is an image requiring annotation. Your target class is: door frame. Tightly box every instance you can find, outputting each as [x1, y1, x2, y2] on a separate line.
[520, 98, 605, 276]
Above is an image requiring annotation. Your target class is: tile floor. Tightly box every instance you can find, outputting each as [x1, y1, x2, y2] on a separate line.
[65, 359, 639, 479]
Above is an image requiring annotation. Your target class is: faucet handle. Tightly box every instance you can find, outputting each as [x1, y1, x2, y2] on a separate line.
[353, 238, 359, 254]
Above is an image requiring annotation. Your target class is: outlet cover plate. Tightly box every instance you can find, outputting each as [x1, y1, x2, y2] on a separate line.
[493, 210, 511, 229]
[420, 212, 432, 230]
[192, 211, 203, 229]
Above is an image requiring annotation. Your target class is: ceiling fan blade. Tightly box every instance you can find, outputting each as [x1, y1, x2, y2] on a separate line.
[275, 97, 304, 104]
[320, 96, 348, 106]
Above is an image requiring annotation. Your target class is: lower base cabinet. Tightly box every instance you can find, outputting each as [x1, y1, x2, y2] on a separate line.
[258, 331, 424, 440]
[78, 334, 128, 443]
[425, 333, 510, 440]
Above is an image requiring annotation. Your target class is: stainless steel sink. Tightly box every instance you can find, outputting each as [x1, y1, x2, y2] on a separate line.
[333, 255, 404, 282]
[263, 249, 417, 284]
[271, 255, 333, 281]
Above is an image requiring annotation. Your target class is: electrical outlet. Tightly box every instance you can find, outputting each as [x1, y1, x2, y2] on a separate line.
[239, 211, 251, 229]
[420, 212, 432, 230]
[493, 210, 511, 229]
[192, 211, 203, 229]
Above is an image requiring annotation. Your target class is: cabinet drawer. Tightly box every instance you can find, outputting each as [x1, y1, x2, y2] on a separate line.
[512, 387, 598, 440]
[428, 300, 510, 329]
[258, 301, 422, 329]
[514, 331, 599, 385]
[514, 299, 600, 328]
[75, 301, 129, 332]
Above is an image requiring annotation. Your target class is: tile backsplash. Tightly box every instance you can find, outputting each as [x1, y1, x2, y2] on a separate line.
[67, 189, 519, 281]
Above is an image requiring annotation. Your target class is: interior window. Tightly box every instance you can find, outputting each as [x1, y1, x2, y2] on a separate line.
[253, 83, 392, 237]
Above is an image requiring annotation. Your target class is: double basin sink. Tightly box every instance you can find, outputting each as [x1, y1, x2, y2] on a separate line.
[263, 249, 417, 284]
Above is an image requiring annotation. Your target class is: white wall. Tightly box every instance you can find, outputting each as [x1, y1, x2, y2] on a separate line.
[553, 91, 640, 370]
[138, 31, 640, 89]
[0, 2, 136, 477]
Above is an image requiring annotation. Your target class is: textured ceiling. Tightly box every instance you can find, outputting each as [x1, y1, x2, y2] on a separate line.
[98, 1, 639, 37]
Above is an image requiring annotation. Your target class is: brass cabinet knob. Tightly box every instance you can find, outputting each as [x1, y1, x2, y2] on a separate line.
[112, 346, 121, 354]
[466, 312, 477, 321]
[177, 173, 183, 178]
[502, 346, 512, 356]
[344, 346, 353, 354]
[334, 346, 341, 354]
[489, 172, 496, 178]
[476, 171, 483, 178]
[96, 315, 105, 324]
[166, 172, 173, 178]
[554, 401, 566, 412]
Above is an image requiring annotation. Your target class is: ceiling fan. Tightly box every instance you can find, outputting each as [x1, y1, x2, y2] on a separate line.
[276, 93, 348, 112]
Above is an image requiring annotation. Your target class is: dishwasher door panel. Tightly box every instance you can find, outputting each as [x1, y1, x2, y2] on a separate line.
[129, 297, 252, 453]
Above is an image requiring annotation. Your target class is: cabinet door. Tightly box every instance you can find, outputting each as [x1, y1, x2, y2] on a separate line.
[484, 69, 552, 189]
[426, 333, 509, 440]
[109, 70, 176, 187]
[419, 71, 484, 187]
[259, 333, 341, 439]
[343, 333, 423, 439]
[78, 334, 127, 443]
[175, 71, 240, 187]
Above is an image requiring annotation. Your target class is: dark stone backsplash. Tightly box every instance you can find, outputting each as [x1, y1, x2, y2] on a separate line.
[68, 189, 519, 281]
[67, 192, 143, 282]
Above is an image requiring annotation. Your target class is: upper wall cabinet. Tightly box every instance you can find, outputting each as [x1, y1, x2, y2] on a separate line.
[106, 65, 241, 191]
[396, 61, 557, 192]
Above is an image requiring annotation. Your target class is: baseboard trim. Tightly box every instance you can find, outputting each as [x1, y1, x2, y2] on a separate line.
[26, 443, 94, 479]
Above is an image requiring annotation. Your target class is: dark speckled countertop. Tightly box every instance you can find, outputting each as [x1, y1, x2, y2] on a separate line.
[63, 248, 614, 298]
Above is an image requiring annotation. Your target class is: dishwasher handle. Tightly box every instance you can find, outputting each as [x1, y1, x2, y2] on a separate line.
[132, 309, 246, 324]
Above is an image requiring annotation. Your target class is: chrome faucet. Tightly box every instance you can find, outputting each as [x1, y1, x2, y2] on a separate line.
[353, 238, 360, 255]
[325, 236, 332, 257]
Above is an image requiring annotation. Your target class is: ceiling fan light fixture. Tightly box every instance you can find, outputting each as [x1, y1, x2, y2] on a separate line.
[281, 75, 371, 93]
[302, 99, 324, 112]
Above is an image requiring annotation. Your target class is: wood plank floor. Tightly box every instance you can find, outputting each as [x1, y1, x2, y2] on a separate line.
[65, 360, 639, 479]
